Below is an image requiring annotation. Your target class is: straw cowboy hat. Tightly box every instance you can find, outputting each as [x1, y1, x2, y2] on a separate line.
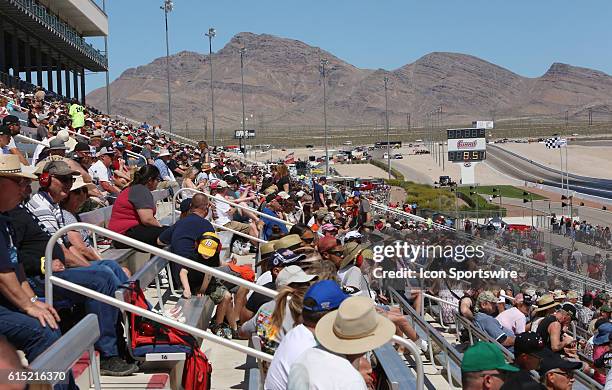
[533, 294, 560, 314]
[315, 296, 395, 355]
[0, 155, 37, 179]
[340, 241, 367, 269]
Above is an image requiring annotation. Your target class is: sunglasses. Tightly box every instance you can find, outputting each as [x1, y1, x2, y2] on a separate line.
[549, 370, 574, 379]
[328, 250, 344, 256]
[301, 236, 315, 244]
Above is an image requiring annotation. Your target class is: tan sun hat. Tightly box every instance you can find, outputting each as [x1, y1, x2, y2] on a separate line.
[340, 241, 366, 269]
[533, 294, 560, 314]
[315, 296, 395, 355]
[274, 234, 302, 251]
[0, 155, 37, 179]
[70, 176, 96, 193]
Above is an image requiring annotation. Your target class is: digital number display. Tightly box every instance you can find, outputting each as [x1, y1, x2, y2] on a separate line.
[447, 128, 486, 139]
[448, 150, 486, 162]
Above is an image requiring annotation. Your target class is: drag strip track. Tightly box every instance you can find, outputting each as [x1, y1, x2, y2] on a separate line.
[486, 145, 612, 199]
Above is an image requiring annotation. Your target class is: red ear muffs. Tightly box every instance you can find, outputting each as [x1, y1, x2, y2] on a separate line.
[39, 172, 51, 188]
[356, 253, 364, 268]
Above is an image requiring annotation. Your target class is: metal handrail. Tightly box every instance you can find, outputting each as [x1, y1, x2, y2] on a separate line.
[45, 224, 424, 381]
[172, 187, 294, 228]
[14, 133, 46, 146]
[423, 293, 459, 308]
[44, 223, 277, 306]
[371, 201, 611, 292]
[49, 276, 274, 362]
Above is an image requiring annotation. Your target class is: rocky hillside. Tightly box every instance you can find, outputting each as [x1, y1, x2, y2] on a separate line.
[87, 32, 612, 130]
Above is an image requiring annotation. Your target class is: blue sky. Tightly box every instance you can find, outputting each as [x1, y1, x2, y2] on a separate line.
[86, 0, 612, 93]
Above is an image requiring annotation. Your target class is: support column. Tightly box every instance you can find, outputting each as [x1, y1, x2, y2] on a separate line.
[24, 39, 31, 84]
[80, 67, 86, 105]
[73, 66, 79, 102]
[11, 30, 19, 87]
[36, 41, 42, 87]
[0, 19, 5, 83]
[56, 55, 62, 96]
[46, 52, 53, 92]
[64, 67, 71, 99]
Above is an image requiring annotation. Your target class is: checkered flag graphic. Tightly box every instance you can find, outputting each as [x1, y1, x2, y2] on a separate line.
[545, 136, 567, 149]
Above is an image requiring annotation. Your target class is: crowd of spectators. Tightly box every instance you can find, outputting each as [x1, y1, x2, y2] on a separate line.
[0, 80, 611, 390]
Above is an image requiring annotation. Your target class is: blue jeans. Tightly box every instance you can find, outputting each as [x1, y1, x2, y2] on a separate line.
[0, 305, 77, 390]
[30, 264, 121, 358]
[89, 260, 129, 287]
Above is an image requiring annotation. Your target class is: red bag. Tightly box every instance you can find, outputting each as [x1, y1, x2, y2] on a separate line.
[227, 263, 255, 282]
[125, 281, 212, 389]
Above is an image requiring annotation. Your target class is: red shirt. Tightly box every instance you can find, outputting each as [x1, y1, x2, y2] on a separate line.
[108, 185, 156, 234]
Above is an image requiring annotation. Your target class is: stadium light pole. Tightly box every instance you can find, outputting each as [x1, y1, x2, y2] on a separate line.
[102, 0, 110, 114]
[205, 27, 216, 146]
[384, 76, 390, 180]
[320, 59, 329, 176]
[161, 0, 174, 137]
[240, 46, 247, 162]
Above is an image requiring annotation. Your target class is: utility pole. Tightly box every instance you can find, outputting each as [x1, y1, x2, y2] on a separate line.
[384, 76, 390, 180]
[407, 113, 411, 131]
[239, 46, 247, 162]
[161, 0, 174, 136]
[205, 27, 216, 145]
[102, 0, 110, 114]
[320, 59, 329, 176]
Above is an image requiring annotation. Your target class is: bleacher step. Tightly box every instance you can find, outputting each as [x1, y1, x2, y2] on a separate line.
[88, 373, 171, 389]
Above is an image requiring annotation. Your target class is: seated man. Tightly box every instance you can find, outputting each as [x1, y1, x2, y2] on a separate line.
[89, 147, 121, 196]
[211, 180, 260, 245]
[474, 291, 515, 351]
[0, 156, 76, 389]
[8, 161, 136, 376]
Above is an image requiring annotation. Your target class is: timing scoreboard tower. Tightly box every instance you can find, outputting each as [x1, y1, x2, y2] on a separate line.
[446, 128, 487, 185]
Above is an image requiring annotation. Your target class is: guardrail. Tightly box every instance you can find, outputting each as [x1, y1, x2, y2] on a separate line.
[370, 201, 611, 292]
[30, 313, 101, 389]
[44, 223, 424, 386]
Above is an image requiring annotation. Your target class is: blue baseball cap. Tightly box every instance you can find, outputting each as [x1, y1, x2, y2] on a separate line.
[594, 322, 612, 345]
[303, 280, 349, 312]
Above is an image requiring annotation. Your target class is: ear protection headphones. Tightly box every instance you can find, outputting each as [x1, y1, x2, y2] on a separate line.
[39, 172, 51, 188]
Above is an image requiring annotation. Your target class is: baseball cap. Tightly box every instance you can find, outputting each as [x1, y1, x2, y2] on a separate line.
[477, 291, 498, 305]
[210, 180, 228, 190]
[317, 235, 339, 254]
[351, 191, 361, 198]
[560, 302, 577, 320]
[514, 332, 547, 357]
[601, 305, 612, 313]
[344, 231, 363, 241]
[48, 137, 68, 151]
[295, 190, 305, 198]
[537, 350, 582, 376]
[593, 322, 612, 345]
[461, 342, 519, 373]
[96, 147, 114, 157]
[2, 115, 19, 125]
[303, 280, 349, 312]
[276, 265, 317, 287]
[269, 248, 305, 268]
[91, 130, 104, 138]
[179, 198, 192, 213]
[321, 223, 337, 232]
[73, 142, 91, 153]
[113, 141, 125, 149]
[197, 232, 220, 258]
[514, 293, 535, 306]
[0, 125, 10, 136]
[43, 161, 80, 176]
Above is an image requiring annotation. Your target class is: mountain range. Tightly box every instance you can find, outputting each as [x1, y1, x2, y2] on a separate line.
[87, 32, 612, 131]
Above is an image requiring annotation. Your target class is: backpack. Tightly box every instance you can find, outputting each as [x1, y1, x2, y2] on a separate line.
[125, 280, 212, 389]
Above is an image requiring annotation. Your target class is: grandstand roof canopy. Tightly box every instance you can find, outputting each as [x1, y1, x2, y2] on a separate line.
[39, 0, 108, 36]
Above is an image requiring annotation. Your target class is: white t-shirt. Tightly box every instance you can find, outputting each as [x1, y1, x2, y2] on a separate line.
[8, 137, 16, 149]
[337, 265, 371, 297]
[247, 270, 273, 300]
[287, 347, 367, 390]
[31, 138, 50, 165]
[89, 159, 111, 184]
[214, 193, 232, 226]
[496, 307, 527, 334]
[265, 325, 316, 390]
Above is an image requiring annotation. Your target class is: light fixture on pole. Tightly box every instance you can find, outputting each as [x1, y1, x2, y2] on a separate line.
[320, 58, 329, 176]
[239, 46, 247, 162]
[205, 27, 216, 146]
[160, 0, 174, 137]
[384, 76, 390, 180]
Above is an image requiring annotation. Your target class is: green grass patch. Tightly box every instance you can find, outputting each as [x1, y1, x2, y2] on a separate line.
[456, 185, 546, 200]
[370, 159, 405, 181]
[385, 179, 460, 211]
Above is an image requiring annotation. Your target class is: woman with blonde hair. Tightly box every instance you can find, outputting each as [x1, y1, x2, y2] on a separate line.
[181, 167, 207, 198]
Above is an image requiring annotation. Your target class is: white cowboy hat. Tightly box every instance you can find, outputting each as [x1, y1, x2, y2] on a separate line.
[70, 176, 97, 192]
[157, 149, 171, 157]
[315, 296, 395, 355]
[0, 155, 37, 179]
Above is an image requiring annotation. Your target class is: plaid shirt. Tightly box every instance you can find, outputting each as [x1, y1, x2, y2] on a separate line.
[575, 303, 594, 330]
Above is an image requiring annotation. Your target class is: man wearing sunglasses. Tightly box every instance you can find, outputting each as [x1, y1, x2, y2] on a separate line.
[500, 332, 548, 390]
[461, 341, 519, 390]
[538, 352, 582, 390]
